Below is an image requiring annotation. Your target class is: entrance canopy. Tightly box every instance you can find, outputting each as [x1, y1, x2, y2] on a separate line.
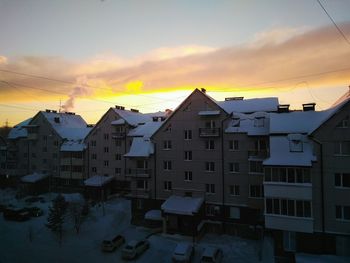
[161, 195, 204, 216]
[21, 172, 49, 183]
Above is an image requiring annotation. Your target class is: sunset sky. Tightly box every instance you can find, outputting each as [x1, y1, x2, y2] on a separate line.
[0, 0, 350, 126]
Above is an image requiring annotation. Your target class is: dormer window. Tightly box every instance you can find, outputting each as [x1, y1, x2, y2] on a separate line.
[288, 134, 303, 152]
[254, 117, 265, 127]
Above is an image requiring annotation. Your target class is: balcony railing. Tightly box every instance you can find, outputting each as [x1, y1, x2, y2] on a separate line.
[199, 128, 220, 137]
[112, 132, 126, 138]
[126, 168, 151, 178]
[248, 149, 269, 159]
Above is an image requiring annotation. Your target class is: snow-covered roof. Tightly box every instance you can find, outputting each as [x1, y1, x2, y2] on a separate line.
[225, 112, 270, 135]
[110, 119, 126, 125]
[198, 110, 221, 116]
[144, 210, 163, 221]
[84, 175, 115, 187]
[62, 193, 84, 203]
[124, 137, 154, 157]
[60, 140, 86, 152]
[217, 97, 279, 113]
[41, 112, 92, 140]
[21, 172, 49, 183]
[8, 118, 32, 139]
[161, 195, 204, 215]
[127, 121, 163, 138]
[263, 135, 316, 167]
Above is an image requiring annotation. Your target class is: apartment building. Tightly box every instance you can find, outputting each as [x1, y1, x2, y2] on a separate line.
[84, 106, 167, 198]
[3, 110, 91, 191]
[132, 89, 279, 235]
[0, 136, 8, 184]
[263, 94, 350, 256]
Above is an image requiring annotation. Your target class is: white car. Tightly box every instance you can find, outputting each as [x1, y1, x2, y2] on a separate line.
[200, 246, 223, 263]
[121, 239, 150, 259]
[172, 242, 194, 263]
[101, 234, 125, 252]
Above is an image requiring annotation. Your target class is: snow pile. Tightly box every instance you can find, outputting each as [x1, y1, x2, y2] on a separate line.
[84, 175, 115, 187]
[8, 118, 32, 139]
[161, 196, 204, 216]
[296, 253, 350, 263]
[21, 172, 49, 183]
[124, 138, 154, 157]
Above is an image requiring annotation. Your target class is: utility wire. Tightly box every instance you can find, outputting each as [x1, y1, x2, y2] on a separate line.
[316, 0, 350, 46]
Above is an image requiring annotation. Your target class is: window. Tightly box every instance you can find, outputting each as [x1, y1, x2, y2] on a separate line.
[104, 160, 109, 167]
[92, 167, 97, 173]
[266, 198, 311, 218]
[205, 120, 216, 128]
[163, 140, 172, 150]
[91, 153, 97, 160]
[104, 147, 109, 153]
[72, 166, 82, 172]
[336, 116, 349, 128]
[249, 161, 263, 174]
[255, 139, 267, 151]
[205, 140, 215, 150]
[254, 117, 265, 127]
[265, 167, 311, 184]
[136, 180, 148, 190]
[184, 130, 192, 140]
[115, 154, 121, 161]
[229, 162, 240, 173]
[115, 167, 121, 175]
[289, 140, 303, 152]
[90, 140, 96, 147]
[334, 141, 350, 155]
[185, 171, 193, 181]
[335, 173, 350, 187]
[61, 165, 70, 172]
[229, 207, 240, 219]
[104, 133, 109, 140]
[249, 185, 264, 198]
[115, 139, 122, 147]
[53, 140, 59, 146]
[206, 184, 215, 194]
[184, 151, 192, 161]
[137, 160, 148, 169]
[205, 162, 215, 172]
[163, 161, 172, 170]
[52, 153, 58, 159]
[336, 205, 350, 220]
[229, 185, 240, 196]
[206, 204, 220, 216]
[229, 140, 239, 151]
[164, 181, 172, 191]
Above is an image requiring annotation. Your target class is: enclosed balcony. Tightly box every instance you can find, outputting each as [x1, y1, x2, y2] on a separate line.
[112, 132, 126, 139]
[248, 149, 269, 159]
[199, 128, 220, 137]
[126, 168, 151, 178]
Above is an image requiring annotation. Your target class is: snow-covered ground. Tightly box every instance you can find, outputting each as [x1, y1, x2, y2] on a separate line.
[1, 188, 347, 263]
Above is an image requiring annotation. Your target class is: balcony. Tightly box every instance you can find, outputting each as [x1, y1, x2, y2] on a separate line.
[199, 128, 220, 137]
[126, 168, 151, 178]
[248, 149, 269, 159]
[264, 182, 312, 200]
[265, 214, 314, 233]
[112, 132, 126, 139]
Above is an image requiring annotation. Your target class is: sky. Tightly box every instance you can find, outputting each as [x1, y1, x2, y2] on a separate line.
[0, 0, 350, 126]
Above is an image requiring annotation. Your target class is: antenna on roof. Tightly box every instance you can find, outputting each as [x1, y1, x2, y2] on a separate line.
[59, 99, 62, 113]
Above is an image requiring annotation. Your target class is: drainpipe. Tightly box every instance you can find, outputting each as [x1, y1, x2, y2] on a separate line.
[311, 137, 325, 233]
[221, 113, 233, 230]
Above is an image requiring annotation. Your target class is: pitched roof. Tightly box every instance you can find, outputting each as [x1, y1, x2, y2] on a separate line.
[8, 118, 32, 139]
[217, 97, 279, 113]
[40, 111, 91, 140]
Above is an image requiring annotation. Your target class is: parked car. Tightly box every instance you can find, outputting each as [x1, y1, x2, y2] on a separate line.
[121, 239, 150, 259]
[200, 247, 223, 263]
[101, 234, 125, 252]
[23, 207, 44, 217]
[172, 242, 194, 263]
[3, 208, 30, 221]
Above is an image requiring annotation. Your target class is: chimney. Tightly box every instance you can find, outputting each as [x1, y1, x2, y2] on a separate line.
[45, 109, 51, 113]
[130, 108, 139, 113]
[277, 104, 290, 113]
[201, 88, 206, 93]
[302, 103, 316, 111]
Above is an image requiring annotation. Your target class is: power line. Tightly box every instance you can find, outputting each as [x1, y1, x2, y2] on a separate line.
[316, 0, 350, 46]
